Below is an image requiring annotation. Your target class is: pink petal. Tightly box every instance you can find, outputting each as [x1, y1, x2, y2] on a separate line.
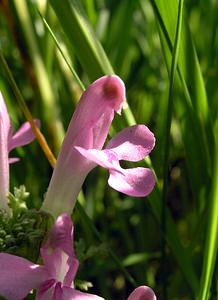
[41, 214, 79, 287]
[8, 157, 20, 164]
[36, 279, 56, 300]
[69, 76, 126, 142]
[42, 75, 126, 217]
[0, 125, 9, 210]
[74, 147, 122, 173]
[59, 286, 105, 300]
[106, 125, 155, 162]
[75, 147, 155, 197]
[108, 167, 155, 197]
[0, 253, 48, 300]
[0, 93, 10, 211]
[8, 119, 40, 152]
[59, 75, 125, 155]
[0, 92, 11, 136]
[127, 286, 157, 300]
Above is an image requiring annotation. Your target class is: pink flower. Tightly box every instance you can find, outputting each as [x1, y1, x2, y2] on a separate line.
[0, 214, 157, 300]
[0, 92, 40, 212]
[42, 75, 155, 218]
[0, 214, 104, 300]
[127, 286, 156, 300]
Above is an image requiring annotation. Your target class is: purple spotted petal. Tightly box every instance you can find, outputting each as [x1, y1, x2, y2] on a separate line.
[108, 167, 155, 197]
[0, 253, 48, 300]
[41, 214, 79, 287]
[8, 119, 40, 152]
[106, 125, 155, 162]
[127, 286, 156, 300]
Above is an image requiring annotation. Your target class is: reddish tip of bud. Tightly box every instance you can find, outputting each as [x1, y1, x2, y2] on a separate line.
[102, 76, 121, 99]
[101, 75, 126, 114]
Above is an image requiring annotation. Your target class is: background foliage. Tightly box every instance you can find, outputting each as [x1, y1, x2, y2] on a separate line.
[0, 0, 218, 299]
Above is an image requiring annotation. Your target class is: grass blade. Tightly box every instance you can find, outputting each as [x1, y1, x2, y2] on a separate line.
[160, 0, 184, 298]
[198, 121, 218, 300]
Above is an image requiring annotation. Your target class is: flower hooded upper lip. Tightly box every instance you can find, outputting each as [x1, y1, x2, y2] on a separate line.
[0, 92, 40, 212]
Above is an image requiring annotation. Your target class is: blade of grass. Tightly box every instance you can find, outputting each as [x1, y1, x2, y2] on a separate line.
[12, 0, 64, 150]
[148, 0, 212, 206]
[49, 0, 137, 128]
[150, 0, 209, 122]
[160, 0, 183, 298]
[104, 0, 136, 76]
[38, 11, 85, 92]
[50, 0, 114, 80]
[198, 120, 218, 300]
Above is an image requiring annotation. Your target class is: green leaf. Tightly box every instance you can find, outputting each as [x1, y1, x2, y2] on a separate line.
[149, 0, 213, 198]
[49, 0, 114, 80]
[198, 121, 218, 300]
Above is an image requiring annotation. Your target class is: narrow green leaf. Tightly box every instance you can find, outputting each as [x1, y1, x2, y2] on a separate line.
[198, 120, 218, 300]
[49, 0, 113, 80]
[38, 11, 85, 91]
[148, 0, 214, 211]
[161, 0, 184, 297]
[150, 0, 209, 122]
[12, 0, 65, 149]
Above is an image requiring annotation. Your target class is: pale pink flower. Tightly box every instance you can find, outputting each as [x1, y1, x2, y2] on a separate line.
[0, 214, 104, 300]
[42, 76, 155, 218]
[0, 92, 40, 212]
[0, 214, 157, 299]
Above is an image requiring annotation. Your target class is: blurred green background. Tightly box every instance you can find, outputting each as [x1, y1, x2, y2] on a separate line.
[0, 0, 218, 299]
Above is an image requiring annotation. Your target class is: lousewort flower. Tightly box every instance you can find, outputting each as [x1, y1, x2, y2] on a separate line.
[0, 92, 40, 213]
[42, 75, 155, 218]
[127, 286, 156, 300]
[0, 214, 104, 300]
[0, 213, 156, 300]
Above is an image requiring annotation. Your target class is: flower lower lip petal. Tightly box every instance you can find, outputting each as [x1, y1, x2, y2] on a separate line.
[108, 167, 155, 197]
